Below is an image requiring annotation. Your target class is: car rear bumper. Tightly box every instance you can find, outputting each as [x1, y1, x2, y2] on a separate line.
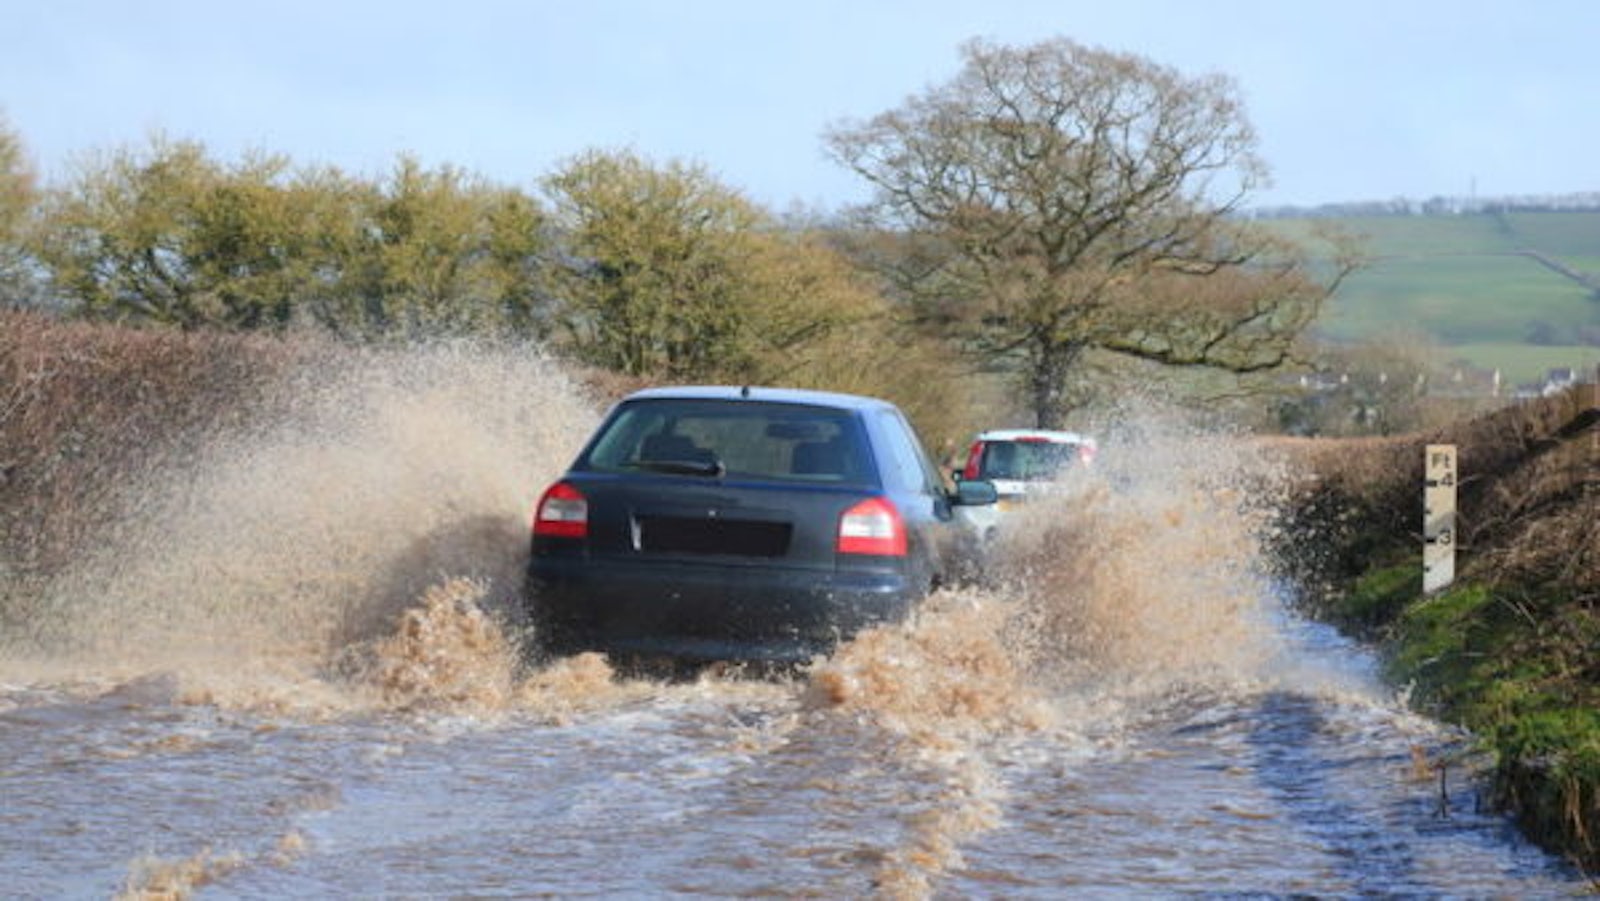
[525, 554, 919, 663]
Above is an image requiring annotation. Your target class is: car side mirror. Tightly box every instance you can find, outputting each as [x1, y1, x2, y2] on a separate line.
[954, 479, 998, 506]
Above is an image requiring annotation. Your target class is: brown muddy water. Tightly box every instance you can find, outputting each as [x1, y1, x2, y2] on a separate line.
[0, 348, 1587, 898]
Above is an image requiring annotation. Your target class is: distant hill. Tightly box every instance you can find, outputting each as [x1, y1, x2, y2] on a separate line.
[1268, 210, 1600, 386]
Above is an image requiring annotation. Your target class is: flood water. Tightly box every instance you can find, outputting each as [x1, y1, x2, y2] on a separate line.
[0, 607, 1583, 899]
[0, 347, 1587, 898]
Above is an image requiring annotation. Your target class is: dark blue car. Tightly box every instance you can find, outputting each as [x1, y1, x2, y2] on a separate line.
[524, 386, 997, 665]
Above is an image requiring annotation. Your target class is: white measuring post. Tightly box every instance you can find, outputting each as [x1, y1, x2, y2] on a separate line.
[1424, 444, 1457, 593]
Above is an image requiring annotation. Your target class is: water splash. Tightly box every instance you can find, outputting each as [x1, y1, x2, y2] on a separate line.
[987, 406, 1295, 693]
[807, 588, 1052, 739]
[345, 573, 666, 721]
[115, 847, 245, 901]
[793, 405, 1326, 895]
[5, 339, 596, 711]
[801, 591, 1045, 897]
[351, 577, 517, 712]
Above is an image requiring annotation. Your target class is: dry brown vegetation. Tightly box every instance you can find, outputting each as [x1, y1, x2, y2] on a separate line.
[0, 311, 324, 594]
[1276, 380, 1597, 606]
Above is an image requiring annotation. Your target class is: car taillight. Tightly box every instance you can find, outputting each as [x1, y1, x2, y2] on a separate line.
[962, 441, 984, 480]
[533, 481, 588, 539]
[837, 497, 907, 556]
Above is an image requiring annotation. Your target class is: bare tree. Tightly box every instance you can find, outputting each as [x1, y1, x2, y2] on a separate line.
[826, 37, 1354, 427]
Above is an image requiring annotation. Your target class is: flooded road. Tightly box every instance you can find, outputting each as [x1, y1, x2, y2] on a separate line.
[1, 608, 1582, 898]
[0, 347, 1587, 897]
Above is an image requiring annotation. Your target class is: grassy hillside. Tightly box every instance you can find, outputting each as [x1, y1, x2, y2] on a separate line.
[1275, 211, 1600, 384]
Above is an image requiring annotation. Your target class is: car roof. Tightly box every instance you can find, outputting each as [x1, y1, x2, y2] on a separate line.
[974, 428, 1095, 444]
[620, 385, 898, 413]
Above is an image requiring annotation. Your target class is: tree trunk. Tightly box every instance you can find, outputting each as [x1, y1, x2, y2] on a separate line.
[1028, 339, 1080, 429]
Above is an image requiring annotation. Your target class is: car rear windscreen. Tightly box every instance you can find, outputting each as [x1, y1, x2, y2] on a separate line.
[978, 440, 1083, 481]
[582, 400, 873, 485]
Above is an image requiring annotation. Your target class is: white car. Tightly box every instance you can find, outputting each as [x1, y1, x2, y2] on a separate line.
[952, 429, 1097, 542]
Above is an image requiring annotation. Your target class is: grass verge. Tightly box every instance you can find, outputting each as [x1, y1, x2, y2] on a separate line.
[1280, 381, 1598, 872]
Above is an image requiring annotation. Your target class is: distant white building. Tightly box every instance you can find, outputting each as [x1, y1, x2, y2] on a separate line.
[1513, 366, 1587, 401]
[1542, 367, 1578, 396]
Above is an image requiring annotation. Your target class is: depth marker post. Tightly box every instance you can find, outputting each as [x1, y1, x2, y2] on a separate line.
[1424, 444, 1457, 594]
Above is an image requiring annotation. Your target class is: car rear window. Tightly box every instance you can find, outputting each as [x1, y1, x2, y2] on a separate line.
[581, 399, 873, 485]
[977, 440, 1083, 481]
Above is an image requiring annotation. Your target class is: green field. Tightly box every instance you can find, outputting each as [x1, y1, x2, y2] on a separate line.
[1448, 342, 1600, 387]
[1274, 211, 1600, 384]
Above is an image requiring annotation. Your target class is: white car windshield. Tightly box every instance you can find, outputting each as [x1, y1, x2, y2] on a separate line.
[976, 440, 1082, 481]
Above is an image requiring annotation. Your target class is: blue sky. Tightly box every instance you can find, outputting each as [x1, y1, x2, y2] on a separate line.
[4, 0, 1596, 212]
